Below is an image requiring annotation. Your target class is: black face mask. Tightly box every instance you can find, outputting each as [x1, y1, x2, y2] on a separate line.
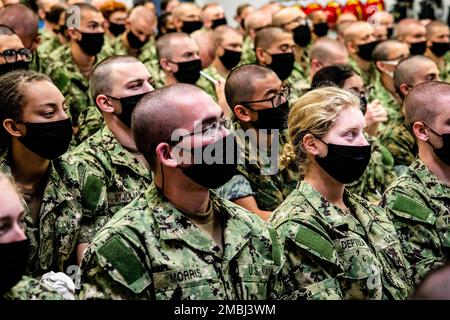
[179, 134, 238, 189]
[387, 27, 394, 39]
[357, 40, 380, 61]
[77, 32, 104, 56]
[249, 100, 289, 130]
[18, 118, 73, 160]
[430, 42, 450, 57]
[267, 52, 295, 81]
[315, 138, 372, 184]
[292, 24, 312, 48]
[219, 49, 241, 70]
[109, 22, 126, 37]
[424, 124, 450, 166]
[409, 41, 427, 55]
[181, 20, 203, 34]
[173, 59, 202, 84]
[165, 28, 177, 34]
[0, 239, 30, 295]
[127, 30, 148, 49]
[211, 17, 227, 29]
[0, 60, 30, 76]
[313, 22, 329, 37]
[112, 92, 147, 128]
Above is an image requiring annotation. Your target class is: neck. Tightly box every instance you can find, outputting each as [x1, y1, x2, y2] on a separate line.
[104, 114, 137, 151]
[304, 164, 346, 208]
[164, 71, 178, 85]
[10, 139, 50, 186]
[420, 147, 450, 185]
[380, 72, 396, 96]
[211, 58, 229, 78]
[70, 41, 95, 72]
[352, 54, 371, 71]
[425, 48, 445, 70]
[294, 45, 304, 63]
[154, 169, 210, 216]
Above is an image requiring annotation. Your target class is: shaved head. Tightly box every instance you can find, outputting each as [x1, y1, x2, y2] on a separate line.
[394, 55, 438, 91]
[0, 4, 38, 49]
[212, 25, 241, 50]
[336, 12, 357, 25]
[244, 10, 272, 33]
[272, 6, 305, 28]
[414, 264, 450, 300]
[343, 21, 373, 43]
[225, 64, 275, 108]
[310, 37, 348, 65]
[255, 26, 290, 51]
[395, 18, 425, 41]
[156, 32, 191, 60]
[426, 20, 449, 39]
[132, 84, 219, 168]
[404, 81, 450, 128]
[89, 55, 141, 101]
[129, 5, 156, 25]
[373, 40, 409, 62]
[172, 2, 200, 20]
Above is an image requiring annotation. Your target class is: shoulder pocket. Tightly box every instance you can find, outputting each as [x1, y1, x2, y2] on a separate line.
[391, 195, 436, 225]
[96, 236, 151, 294]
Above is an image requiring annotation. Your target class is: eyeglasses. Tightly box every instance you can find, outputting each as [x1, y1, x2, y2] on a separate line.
[0, 48, 33, 63]
[169, 117, 231, 145]
[240, 86, 291, 110]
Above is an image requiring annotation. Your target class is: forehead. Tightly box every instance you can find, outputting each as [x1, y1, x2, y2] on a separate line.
[252, 73, 282, 95]
[344, 74, 364, 89]
[387, 43, 410, 58]
[271, 32, 294, 46]
[408, 24, 426, 35]
[221, 31, 243, 44]
[430, 25, 450, 36]
[331, 106, 365, 130]
[179, 91, 221, 126]
[180, 6, 201, 17]
[0, 181, 23, 219]
[0, 34, 23, 50]
[172, 37, 199, 52]
[22, 80, 64, 104]
[110, 62, 150, 83]
[81, 9, 104, 23]
[204, 5, 224, 16]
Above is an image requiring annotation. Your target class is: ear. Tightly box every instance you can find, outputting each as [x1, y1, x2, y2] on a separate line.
[399, 83, 410, 98]
[412, 121, 429, 142]
[156, 143, 178, 168]
[346, 41, 357, 54]
[125, 19, 131, 29]
[303, 133, 321, 156]
[160, 58, 173, 72]
[233, 104, 252, 123]
[255, 47, 268, 65]
[375, 60, 384, 72]
[173, 17, 183, 30]
[31, 35, 41, 51]
[96, 94, 115, 113]
[3, 119, 24, 138]
[67, 28, 79, 41]
[310, 58, 322, 71]
[216, 45, 225, 58]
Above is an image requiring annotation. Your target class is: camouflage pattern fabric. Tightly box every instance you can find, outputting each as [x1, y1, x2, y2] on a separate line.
[3, 276, 64, 300]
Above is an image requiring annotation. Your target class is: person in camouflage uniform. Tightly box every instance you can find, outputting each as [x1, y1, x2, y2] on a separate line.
[238, 10, 272, 66]
[216, 64, 299, 220]
[45, 3, 110, 131]
[196, 25, 243, 104]
[79, 84, 280, 300]
[0, 173, 64, 301]
[310, 64, 397, 203]
[380, 81, 450, 285]
[0, 71, 82, 278]
[270, 87, 413, 300]
[425, 21, 450, 83]
[343, 21, 378, 86]
[372, 40, 409, 123]
[380, 55, 440, 173]
[62, 56, 153, 259]
[255, 26, 308, 102]
[0, 25, 33, 77]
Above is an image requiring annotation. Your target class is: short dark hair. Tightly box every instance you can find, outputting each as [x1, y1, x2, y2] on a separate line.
[311, 64, 358, 90]
[225, 64, 275, 108]
[46, 4, 66, 24]
[0, 70, 51, 145]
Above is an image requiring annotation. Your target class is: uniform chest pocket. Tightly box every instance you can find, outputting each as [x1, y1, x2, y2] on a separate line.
[236, 264, 275, 300]
[333, 237, 381, 281]
[436, 215, 450, 248]
[152, 266, 223, 300]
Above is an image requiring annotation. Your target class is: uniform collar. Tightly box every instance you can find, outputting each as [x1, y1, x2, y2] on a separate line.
[409, 159, 450, 199]
[149, 183, 252, 261]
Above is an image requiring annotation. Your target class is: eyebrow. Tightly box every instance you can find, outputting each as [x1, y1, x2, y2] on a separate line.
[199, 111, 224, 128]
[37, 102, 59, 109]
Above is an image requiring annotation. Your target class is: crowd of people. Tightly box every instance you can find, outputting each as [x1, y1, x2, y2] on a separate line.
[0, 0, 449, 300]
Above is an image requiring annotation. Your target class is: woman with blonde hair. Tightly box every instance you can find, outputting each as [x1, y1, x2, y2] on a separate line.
[269, 87, 413, 300]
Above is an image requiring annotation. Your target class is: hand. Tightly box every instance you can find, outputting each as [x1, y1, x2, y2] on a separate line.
[365, 99, 388, 136]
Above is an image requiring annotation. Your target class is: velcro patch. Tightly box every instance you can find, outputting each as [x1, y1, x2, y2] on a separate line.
[82, 175, 103, 211]
[392, 195, 436, 224]
[293, 224, 335, 262]
[97, 236, 149, 293]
